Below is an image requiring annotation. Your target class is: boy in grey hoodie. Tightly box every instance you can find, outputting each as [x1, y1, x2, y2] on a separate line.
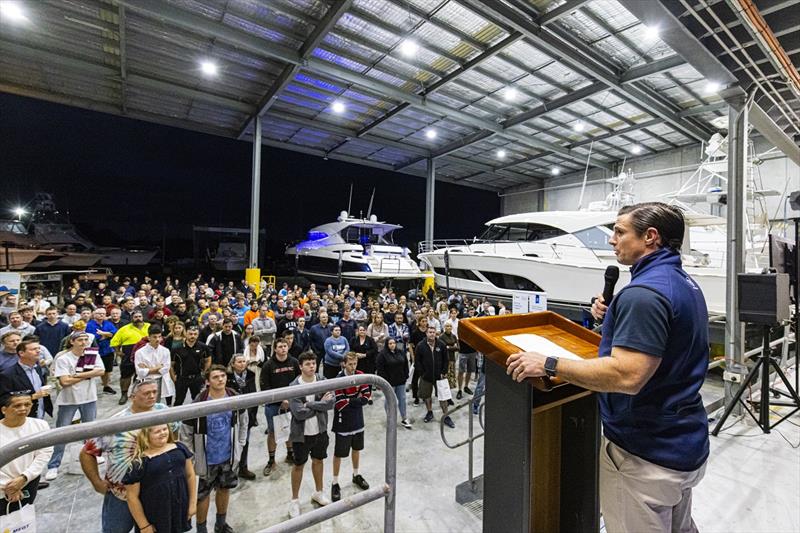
[287, 351, 335, 518]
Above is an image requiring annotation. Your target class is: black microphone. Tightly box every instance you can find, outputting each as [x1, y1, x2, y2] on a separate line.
[602, 265, 620, 307]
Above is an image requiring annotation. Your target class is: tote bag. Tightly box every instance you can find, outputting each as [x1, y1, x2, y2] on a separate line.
[0, 502, 36, 533]
[273, 412, 291, 443]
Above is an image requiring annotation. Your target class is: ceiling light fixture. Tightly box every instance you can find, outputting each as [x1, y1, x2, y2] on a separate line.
[0, 1, 27, 23]
[496, 149, 507, 159]
[504, 87, 519, 102]
[399, 39, 419, 58]
[643, 24, 660, 41]
[13, 207, 26, 218]
[573, 121, 585, 132]
[200, 61, 218, 76]
[425, 128, 437, 139]
[331, 100, 346, 114]
[704, 81, 721, 95]
[551, 167, 560, 176]
[631, 144, 642, 155]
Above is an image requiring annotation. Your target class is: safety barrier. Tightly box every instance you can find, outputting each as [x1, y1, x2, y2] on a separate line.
[440, 398, 485, 491]
[0, 374, 397, 533]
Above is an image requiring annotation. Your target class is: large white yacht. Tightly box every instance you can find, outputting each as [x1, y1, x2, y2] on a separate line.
[286, 211, 426, 289]
[418, 209, 736, 318]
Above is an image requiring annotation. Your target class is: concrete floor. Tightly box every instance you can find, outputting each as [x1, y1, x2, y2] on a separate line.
[33, 368, 800, 533]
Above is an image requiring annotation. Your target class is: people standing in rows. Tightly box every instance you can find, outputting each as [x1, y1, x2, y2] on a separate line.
[0, 311, 35, 337]
[456, 335, 478, 400]
[0, 331, 23, 374]
[171, 325, 212, 406]
[293, 317, 311, 354]
[260, 338, 300, 477]
[226, 355, 258, 481]
[123, 425, 197, 533]
[288, 352, 335, 518]
[111, 310, 150, 405]
[331, 352, 371, 503]
[181, 365, 248, 533]
[387, 313, 409, 356]
[34, 306, 70, 358]
[376, 337, 412, 429]
[309, 312, 332, 366]
[408, 316, 428, 405]
[439, 322, 459, 403]
[366, 313, 389, 353]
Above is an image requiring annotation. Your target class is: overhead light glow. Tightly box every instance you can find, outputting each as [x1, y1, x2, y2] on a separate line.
[496, 149, 507, 159]
[642, 24, 660, 41]
[13, 207, 26, 218]
[399, 39, 419, 58]
[631, 144, 642, 155]
[704, 81, 721, 94]
[504, 87, 519, 102]
[0, 1, 27, 23]
[573, 121, 585, 132]
[551, 167, 560, 176]
[425, 128, 437, 139]
[331, 100, 346, 114]
[200, 61, 218, 76]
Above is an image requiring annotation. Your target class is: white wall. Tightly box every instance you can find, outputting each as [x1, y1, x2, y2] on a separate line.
[500, 138, 800, 231]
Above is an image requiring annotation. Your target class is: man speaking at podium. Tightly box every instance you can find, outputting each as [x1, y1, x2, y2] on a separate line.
[507, 203, 709, 533]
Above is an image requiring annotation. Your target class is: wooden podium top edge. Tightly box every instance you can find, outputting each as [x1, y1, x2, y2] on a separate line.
[458, 311, 601, 391]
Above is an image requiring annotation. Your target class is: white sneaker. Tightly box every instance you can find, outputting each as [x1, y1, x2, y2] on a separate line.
[311, 490, 332, 506]
[288, 500, 300, 518]
[45, 468, 58, 481]
[401, 418, 412, 429]
[96, 456, 106, 465]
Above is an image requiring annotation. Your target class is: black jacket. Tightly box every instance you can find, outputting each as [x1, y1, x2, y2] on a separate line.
[227, 370, 258, 428]
[376, 347, 409, 387]
[414, 339, 449, 383]
[208, 331, 243, 367]
[351, 335, 378, 374]
[0, 363, 53, 420]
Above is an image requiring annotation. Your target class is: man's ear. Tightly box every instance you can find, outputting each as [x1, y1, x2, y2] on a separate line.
[644, 227, 661, 247]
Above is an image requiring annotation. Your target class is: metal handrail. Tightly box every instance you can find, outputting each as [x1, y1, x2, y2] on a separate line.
[0, 374, 397, 533]
[439, 398, 485, 492]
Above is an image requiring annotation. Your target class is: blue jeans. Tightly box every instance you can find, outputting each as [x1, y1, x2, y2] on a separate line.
[47, 401, 97, 469]
[472, 357, 486, 411]
[102, 492, 135, 533]
[384, 384, 407, 420]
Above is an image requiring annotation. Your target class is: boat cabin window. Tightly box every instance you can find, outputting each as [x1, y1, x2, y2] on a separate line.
[343, 226, 393, 246]
[572, 226, 613, 250]
[479, 223, 566, 242]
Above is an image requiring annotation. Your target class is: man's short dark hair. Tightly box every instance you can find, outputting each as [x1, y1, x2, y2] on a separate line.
[298, 351, 316, 364]
[618, 202, 685, 252]
[205, 364, 228, 380]
[222, 318, 233, 326]
[148, 325, 163, 336]
[16, 339, 38, 355]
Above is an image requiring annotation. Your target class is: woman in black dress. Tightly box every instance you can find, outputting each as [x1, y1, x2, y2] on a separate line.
[124, 424, 197, 533]
[350, 325, 378, 375]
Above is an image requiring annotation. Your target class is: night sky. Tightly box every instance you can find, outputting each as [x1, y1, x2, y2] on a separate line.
[1, 93, 499, 268]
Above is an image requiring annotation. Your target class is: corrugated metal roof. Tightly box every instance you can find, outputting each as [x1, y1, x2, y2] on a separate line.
[0, 0, 754, 192]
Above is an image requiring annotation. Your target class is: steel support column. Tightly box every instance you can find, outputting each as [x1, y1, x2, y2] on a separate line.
[724, 98, 748, 410]
[249, 115, 262, 268]
[425, 158, 435, 244]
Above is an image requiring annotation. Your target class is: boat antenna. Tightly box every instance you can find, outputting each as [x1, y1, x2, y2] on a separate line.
[577, 140, 594, 210]
[346, 182, 353, 216]
[366, 187, 375, 219]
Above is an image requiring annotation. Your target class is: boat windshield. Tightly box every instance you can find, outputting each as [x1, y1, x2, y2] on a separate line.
[572, 226, 613, 250]
[479, 223, 566, 242]
[343, 226, 394, 246]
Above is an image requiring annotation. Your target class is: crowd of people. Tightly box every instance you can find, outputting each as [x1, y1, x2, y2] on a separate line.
[0, 274, 495, 532]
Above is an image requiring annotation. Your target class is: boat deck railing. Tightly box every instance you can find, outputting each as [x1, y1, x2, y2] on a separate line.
[418, 239, 607, 263]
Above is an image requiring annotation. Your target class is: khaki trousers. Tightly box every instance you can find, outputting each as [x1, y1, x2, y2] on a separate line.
[600, 436, 706, 533]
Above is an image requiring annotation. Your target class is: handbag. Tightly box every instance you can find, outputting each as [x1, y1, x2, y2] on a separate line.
[273, 411, 292, 443]
[0, 502, 36, 532]
[435, 378, 452, 402]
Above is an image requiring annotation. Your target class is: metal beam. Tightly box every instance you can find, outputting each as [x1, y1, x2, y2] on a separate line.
[503, 82, 607, 129]
[425, 158, 435, 243]
[395, 130, 495, 170]
[460, 0, 713, 142]
[568, 119, 662, 149]
[249, 115, 262, 269]
[236, 0, 354, 140]
[749, 103, 800, 166]
[538, 0, 593, 25]
[619, 55, 685, 83]
[677, 102, 727, 117]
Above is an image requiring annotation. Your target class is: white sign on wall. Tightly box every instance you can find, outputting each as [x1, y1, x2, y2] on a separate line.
[0, 272, 21, 299]
[511, 291, 547, 313]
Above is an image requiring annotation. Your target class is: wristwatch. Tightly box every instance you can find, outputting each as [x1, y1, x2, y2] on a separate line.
[544, 356, 558, 378]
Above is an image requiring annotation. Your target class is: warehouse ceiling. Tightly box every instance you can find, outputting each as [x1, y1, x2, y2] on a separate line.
[1, 0, 797, 193]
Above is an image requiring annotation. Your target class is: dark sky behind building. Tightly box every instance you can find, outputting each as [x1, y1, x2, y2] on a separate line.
[1, 93, 500, 266]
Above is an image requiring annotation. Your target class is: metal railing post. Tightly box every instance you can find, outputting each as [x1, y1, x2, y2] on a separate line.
[0, 375, 397, 533]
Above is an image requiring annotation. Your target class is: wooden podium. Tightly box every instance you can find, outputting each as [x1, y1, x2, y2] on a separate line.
[459, 311, 601, 533]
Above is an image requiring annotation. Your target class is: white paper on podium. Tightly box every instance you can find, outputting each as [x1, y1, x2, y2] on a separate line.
[503, 333, 583, 361]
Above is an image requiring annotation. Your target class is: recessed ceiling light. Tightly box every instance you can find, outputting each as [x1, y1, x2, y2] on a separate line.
[704, 81, 721, 95]
[13, 207, 26, 218]
[331, 100, 346, 114]
[399, 39, 419, 58]
[504, 87, 519, 102]
[425, 128, 437, 139]
[551, 167, 560, 176]
[0, 1, 27, 23]
[573, 121, 585, 132]
[643, 24, 660, 41]
[496, 149, 507, 159]
[631, 144, 642, 154]
[200, 61, 218, 76]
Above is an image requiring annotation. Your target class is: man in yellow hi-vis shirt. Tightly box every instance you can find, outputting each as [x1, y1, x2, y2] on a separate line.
[110, 310, 149, 405]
